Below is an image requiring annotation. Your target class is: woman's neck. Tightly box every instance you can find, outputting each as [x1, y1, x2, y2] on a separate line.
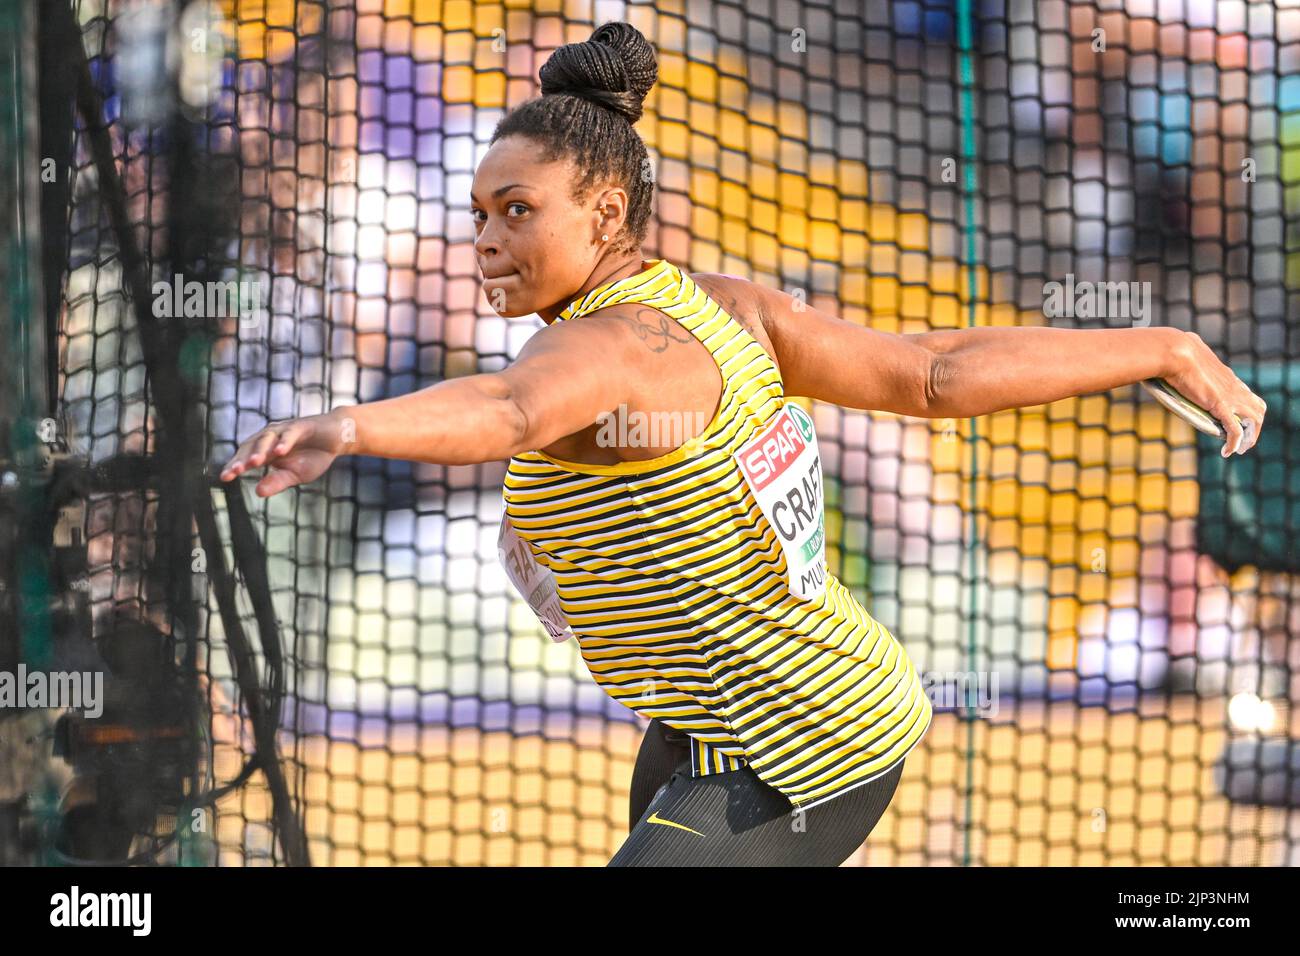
[538, 254, 651, 323]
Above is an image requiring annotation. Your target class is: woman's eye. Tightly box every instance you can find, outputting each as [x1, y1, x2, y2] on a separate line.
[471, 204, 525, 223]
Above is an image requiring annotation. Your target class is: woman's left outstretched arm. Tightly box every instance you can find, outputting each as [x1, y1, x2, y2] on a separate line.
[915, 324, 1266, 455]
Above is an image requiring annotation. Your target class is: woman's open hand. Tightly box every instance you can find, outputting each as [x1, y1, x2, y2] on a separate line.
[218, 409, 354, 497]
[1164, 332, 1267, 457]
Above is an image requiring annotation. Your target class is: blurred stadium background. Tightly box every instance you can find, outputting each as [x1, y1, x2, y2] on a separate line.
[1, 0, 1298, 866]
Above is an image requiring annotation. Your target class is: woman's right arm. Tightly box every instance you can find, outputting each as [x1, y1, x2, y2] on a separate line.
[219, 311, 643, 496]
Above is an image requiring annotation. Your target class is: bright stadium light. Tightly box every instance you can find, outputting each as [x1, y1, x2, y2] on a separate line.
[1228, 692, 1277, 734]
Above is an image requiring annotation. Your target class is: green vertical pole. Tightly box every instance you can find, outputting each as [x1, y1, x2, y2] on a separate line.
[1, 0, 52, 668]
[955, 0, 981, 868]
[1, 0, 54, 866]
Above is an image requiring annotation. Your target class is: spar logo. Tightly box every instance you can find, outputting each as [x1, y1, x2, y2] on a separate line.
[738, 406, 808, 491]
[790, 403, 814, 442]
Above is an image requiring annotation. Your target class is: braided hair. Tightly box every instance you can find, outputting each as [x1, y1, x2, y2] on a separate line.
[491, 21, 657, 256]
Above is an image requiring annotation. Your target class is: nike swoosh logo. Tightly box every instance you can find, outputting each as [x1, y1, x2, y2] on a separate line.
[646, 811, 705, 836]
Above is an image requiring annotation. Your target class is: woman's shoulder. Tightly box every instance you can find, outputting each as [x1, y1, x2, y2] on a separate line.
[688, 272, 779, 371]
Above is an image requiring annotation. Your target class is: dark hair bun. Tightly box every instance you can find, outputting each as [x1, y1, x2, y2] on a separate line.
[538, 21, 657, 124]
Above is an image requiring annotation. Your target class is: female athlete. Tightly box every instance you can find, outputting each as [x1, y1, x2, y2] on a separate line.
[218, 21, 1267, 866]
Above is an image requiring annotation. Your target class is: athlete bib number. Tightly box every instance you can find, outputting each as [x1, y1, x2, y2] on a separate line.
[497, 514, 575, 642]
[734, 402, 828, 601]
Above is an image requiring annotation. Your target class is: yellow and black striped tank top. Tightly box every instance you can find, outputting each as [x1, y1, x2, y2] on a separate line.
[500, 257, 932, 811]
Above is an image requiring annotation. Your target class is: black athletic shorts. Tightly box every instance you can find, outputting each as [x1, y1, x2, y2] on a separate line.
[608, 717, 905, 866]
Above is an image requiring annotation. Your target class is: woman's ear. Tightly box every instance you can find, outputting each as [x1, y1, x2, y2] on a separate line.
[594, 188, 628, 228]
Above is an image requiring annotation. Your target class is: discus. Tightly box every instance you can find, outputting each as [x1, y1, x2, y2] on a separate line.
[1141, 378, 1254, 454]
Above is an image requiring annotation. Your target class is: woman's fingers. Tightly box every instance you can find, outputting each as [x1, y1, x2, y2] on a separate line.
[1239, 418, 1259, 454]
[219, 417, 331, 494]
[219, 421, 280, 478]
[1239, 382, 1267, 453]
[220, 434, 270, 480]
[220, 422, 292, 480]
[1176, 336, 1270, 458]
[271, 420, 311, 456]
[1210, 381, 1267, 457]
[1235, 385, 1262, 454]
[249, 427, 287, 467]
[219, 437, 259, 480]
[1213, 400, 1245, 458]
[255, 465, 302, 498]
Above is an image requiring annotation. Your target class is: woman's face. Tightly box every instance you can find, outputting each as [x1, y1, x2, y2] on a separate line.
[471, 135, 623, 320]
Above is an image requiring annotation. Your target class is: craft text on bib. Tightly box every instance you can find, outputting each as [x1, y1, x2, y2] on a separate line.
[734, 402, 828, 601]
